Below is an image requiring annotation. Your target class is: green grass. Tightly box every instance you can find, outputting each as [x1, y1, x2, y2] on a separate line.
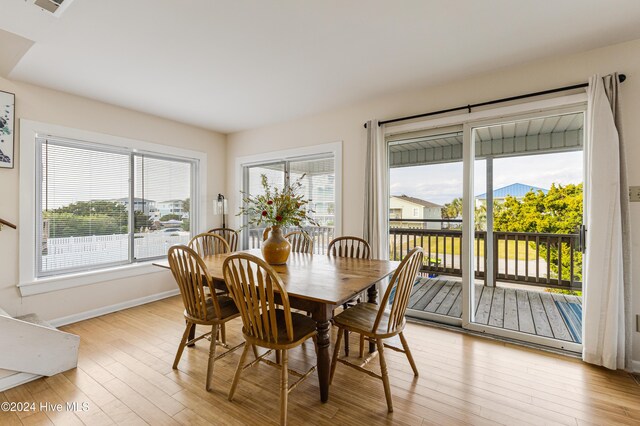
[389, 236, 538, 261]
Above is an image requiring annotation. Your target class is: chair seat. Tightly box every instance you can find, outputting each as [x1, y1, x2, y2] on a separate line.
[332, 302, 403, 338]
[243, 309, 317, 349]
[184, 296, 239, 323]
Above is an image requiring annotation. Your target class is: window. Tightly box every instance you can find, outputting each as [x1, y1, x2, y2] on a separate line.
[413, 208, 419, 216]
[37, 136, 197, 278]
[238, 143, 341, 254]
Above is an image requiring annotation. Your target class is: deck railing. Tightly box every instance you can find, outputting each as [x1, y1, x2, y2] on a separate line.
[390, 219, 582, 290]
[248, 226, 335, 255]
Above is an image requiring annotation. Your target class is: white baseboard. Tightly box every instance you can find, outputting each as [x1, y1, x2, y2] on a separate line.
[0, 372, 41, 392]
[48, 288, 180, 327]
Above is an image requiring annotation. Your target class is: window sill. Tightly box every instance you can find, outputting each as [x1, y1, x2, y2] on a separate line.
[18, 261, 169, 297]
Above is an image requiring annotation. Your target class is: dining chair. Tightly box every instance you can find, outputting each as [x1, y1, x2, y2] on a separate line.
[329, 247, 423, 413]
[284, 230, 313, 254]
[168, 245, 244, 391]
[327, 236, 371, 259]
[189, 232, 230, 257]
[188, 233, 231, 343]
[223, 253, 317, 426]
[327, 236, 372, 356]
[207, 227, 239, 252]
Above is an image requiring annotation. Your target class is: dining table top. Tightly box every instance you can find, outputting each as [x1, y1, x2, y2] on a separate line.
[153, 249, 399, 306]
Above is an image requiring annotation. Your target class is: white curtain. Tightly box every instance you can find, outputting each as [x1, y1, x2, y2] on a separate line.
[363, 119, 389, 260]
[583, 73, 632, 370]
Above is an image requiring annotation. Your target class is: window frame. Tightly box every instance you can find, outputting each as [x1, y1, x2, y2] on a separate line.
[19, 120, 207, 296]
[235, 142, 342, 250]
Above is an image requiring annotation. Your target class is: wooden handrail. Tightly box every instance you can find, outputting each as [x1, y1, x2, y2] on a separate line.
[389, 226, 582, 290]
[0, 218, 16, 229]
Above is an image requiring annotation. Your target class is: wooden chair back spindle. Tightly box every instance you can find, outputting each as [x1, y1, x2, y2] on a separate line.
[285, 230, 313, 254]
[189, 233, 230, 257]
[328, 236, 371, 259]
[207, 228, 239, 252]
[223, 254, 294, 344]
[168, 245, 223, 322]
[375, 247, 424, 333]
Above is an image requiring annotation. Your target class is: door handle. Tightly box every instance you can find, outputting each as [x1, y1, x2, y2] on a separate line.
[578, 225, 586, 254]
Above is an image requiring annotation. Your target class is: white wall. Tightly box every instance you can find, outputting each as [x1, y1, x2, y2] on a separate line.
[227, 39, 640, 361]
[0, 76, 226, 321]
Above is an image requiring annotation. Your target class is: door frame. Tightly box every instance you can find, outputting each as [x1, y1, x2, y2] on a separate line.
[385, 94, 587, 352]
[461, 106, 586, 353]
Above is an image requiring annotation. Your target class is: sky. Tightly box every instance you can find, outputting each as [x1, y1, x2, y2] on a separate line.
[390, 150, 583, 206]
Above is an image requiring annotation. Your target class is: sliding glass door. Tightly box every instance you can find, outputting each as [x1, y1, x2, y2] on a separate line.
[242, 154, 336, 253]
[386, 104, 586, 352]
[466, 111, 585, 351]
[388, 127, 466, 325]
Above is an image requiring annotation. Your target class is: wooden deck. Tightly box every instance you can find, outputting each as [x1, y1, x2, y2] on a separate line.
[408, 277, 583, 344]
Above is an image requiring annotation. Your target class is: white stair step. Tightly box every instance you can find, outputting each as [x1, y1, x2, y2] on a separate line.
[0, 370, 41, 392]
[15, 314, 56, 330]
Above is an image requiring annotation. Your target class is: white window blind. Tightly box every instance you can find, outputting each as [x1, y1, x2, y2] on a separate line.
[134, 155, 193, 260]
[289, 156, 335, 228]
[37, 136, 196, 277]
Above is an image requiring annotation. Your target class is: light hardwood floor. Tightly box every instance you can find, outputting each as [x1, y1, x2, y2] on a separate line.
[2, 296, 640, 425]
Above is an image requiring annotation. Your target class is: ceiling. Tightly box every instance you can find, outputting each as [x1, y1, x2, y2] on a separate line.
[389, 112, 584, 167]
[1, 1, 639, 134]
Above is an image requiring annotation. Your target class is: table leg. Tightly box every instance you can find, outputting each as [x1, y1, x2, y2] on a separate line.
[315, 319, 331, 402]
[367, 283, 378, 353]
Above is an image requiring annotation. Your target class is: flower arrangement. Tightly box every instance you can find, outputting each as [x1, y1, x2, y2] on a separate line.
[239, 173, 318, 229]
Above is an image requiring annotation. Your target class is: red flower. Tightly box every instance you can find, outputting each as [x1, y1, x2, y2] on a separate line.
[267, 200, 273, 205]
[261, 210, 268, 216]
[276, 215, 283, 222]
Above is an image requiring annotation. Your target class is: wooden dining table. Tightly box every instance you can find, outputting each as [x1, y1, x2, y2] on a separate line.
[154, 248, 399, 403]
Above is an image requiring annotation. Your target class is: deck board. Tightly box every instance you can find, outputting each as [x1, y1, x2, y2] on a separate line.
[488, 287, 505, 328]
[408, 279, 429, 306]
[528, 292, 554, 338]
[435, 281, 461, 316]
[425, 280, 454, 312]
[539, 292, 573, 341]
[503, 288, 519, 331]
[412, 280, 446, 311]
[474, 286, 493, 324]
[516, 290, 536, 334]
[407, 277, 582, 344]
[447, 290, 463, 318]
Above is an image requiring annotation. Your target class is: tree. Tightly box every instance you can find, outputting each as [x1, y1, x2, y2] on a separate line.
[160, 214, 182, 221]
[134, 210, 152, 231]
[182, 198, 190, 214]
[46, 200, 128, 238]
[493, 184, 583, 283]
[44, 200, 153, 237]
[441, 197, 462, 220]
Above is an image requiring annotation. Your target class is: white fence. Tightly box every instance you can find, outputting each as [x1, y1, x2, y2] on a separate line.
[41, 232, 190, 273]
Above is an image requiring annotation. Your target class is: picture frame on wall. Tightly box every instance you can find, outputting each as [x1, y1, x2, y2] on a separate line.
[0, 90, 15, 169]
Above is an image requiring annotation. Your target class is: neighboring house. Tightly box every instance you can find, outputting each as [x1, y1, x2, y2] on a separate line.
[475, 183, 548, 207]
[390, 195, 443, 230]
[157, 199, 187, 218]
[115, 197, 157, 216]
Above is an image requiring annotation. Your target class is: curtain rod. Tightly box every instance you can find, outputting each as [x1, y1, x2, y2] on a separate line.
[364, 73, 627, 128]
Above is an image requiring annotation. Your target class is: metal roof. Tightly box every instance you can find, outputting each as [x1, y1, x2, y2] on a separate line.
[476, 183, 548, 200]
